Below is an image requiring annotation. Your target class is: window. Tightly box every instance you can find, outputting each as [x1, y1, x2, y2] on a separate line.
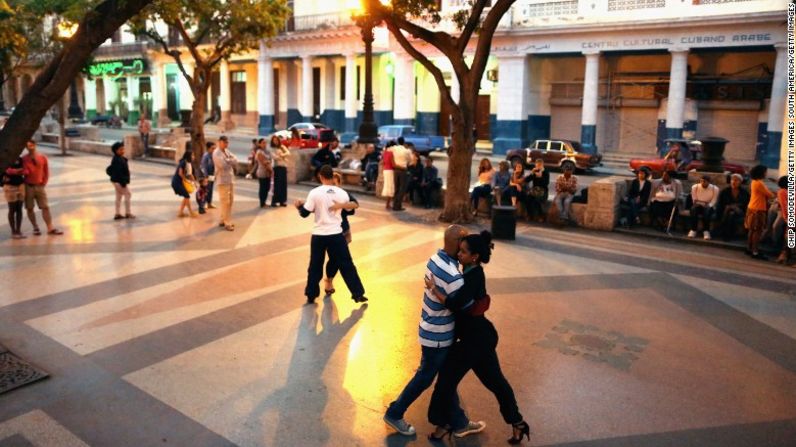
[549, 141, 563, 151]
[231, 70, 247, 114]
[356, 66, 361, 100]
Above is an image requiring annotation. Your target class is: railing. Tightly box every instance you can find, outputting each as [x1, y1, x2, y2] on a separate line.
[94, 42, 149, 57]
[285, 11, 354, 33]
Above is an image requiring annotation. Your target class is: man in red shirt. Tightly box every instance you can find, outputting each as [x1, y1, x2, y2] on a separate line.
[22, 140, 63, 235]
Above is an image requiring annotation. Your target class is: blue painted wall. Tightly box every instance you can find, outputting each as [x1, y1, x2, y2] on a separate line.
[761, 131, 781, 169]
[527, 115, 551, 143]
[493, 120, 528, 155]
[417, 112, 439, 136]
[756, 122, 767, 161]
[320, 109, 345, 132]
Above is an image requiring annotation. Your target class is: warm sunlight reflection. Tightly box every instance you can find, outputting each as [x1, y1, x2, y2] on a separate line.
[62, 207, 101, 243]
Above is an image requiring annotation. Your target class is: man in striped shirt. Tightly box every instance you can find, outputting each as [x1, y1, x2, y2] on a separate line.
[384, 225, 468, 436]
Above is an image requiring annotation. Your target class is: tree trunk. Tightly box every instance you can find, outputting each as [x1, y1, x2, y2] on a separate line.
[0, 0, 153, 171]
[440, 92, 476, 223]
[189, 85, 207, 165]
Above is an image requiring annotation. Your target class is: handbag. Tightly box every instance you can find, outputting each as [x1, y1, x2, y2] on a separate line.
[530, 186, 546, 199]
[183, 179, 196, 194]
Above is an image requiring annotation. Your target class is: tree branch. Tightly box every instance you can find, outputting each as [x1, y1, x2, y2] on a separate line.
[470, 0, 514, 81]
[174, 20, 206, 68]
[384, 19, 457, 113]
[457, 0, 488, 53]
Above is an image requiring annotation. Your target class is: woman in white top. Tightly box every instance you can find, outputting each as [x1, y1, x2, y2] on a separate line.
[471, 158, 495, 214]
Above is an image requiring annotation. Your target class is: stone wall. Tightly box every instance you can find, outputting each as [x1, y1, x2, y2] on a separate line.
[582, 175, 628, 231]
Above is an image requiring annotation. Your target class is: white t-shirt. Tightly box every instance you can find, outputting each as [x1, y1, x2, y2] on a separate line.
[303, 184, 348, 235]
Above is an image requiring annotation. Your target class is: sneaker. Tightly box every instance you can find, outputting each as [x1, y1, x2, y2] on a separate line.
[687, 230, 697, 238]
[383, 415, 416, 436]
[453, 420, 486, 438]
[703, 231, 711, 240]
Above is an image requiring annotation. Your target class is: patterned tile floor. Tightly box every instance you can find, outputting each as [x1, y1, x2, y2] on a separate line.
[1, 149, 795, 446]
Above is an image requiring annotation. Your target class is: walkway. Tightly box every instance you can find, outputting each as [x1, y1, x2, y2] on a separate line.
[0, 148, 794, 446]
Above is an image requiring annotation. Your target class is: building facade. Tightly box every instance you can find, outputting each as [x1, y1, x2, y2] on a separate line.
[80, 0, 788, 170]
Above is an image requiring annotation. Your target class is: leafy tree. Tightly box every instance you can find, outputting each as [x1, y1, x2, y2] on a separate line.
[0, 0, 155, 170]
[130, 0, 290, 161]
[364, 0, 515, 222]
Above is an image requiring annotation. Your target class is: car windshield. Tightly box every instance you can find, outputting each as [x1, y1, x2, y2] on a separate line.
[569, 141, 583, 152]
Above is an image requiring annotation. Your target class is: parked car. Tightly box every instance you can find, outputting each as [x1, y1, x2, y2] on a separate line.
[377, 125, 448, 155]
[274, 122, 337, 149]
[506, 139, 602, 172]
[90, 114, 122, 128]
[628, 138, 747, 178]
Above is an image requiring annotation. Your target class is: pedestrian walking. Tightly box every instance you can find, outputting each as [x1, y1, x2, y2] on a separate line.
[138, 115, 151, 158]
[107, 142, 134, 220]
[21, 140, 63, 236]
[200, 141, 216, 209]
[270, 135, 290, 207]
[295, 165, 367, 305]
[3, 156, 27, 239]
[213, 136, 238, 231]
[171, 150, 198, 218]
[383, 225, 468, 436]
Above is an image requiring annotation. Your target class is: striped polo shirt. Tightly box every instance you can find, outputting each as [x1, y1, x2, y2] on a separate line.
[419, 249, 464, 348]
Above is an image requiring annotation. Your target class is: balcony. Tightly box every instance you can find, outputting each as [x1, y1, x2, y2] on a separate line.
[284, 12, 354, 33]
[94, 41, 149, 58]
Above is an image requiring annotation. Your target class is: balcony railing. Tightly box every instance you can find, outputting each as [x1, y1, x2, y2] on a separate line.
[285, 12, 354, 33]
[94, 41, 149, 57]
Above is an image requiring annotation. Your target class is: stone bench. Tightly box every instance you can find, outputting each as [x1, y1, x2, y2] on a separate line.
[334, 168, 364, 186]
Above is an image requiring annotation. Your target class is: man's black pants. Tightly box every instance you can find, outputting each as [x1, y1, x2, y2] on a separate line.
[306, 232, 365, 299]
[393, 168, 409, 210]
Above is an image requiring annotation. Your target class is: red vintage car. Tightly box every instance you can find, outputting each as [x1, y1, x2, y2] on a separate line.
[628, 139, 747, 178]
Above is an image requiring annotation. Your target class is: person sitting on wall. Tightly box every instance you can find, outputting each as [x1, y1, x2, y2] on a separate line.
[688, 174, 719, 240]
[490, 161, 511, 206]
[649, 170, 683, 231]
[523, 159, 549, 223]
[420, 157, 442, 209]
[553, 164, 578, 224]
[715, 173, 750, 241]
[619, 166, 652, 229]
[311, 138, 339, 170]
[361, 144, 381, 190]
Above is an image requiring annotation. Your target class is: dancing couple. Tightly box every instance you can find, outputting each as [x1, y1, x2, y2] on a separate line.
[384, 225, 530, 444]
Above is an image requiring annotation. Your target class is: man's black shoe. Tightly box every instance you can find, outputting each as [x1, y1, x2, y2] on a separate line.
[352, 295, 369, 303]
[306, 296, 317, 304]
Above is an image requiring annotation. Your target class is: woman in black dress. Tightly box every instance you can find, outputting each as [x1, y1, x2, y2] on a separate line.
[171, 150, 197, 218]
[424, 231, 531, 444]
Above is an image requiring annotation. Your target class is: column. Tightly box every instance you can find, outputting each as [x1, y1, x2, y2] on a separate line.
[219, 60, 233, 130]
[84, 78, 97, 119]
[127, 75, 140, 125]
[155, 62, 170, 126]
[257, 42, 275, 135]
[286, 60, 300, 126]
[344, 53, 357, 134]
[580, 50, 600, 154]
[527, 56, 552, 143]
[300, 55, 313, 121]
[322, 59, 337, 128]
[178, 61, 194, 123]
[393, 54, 415, 126]
[493, 55, 530, 155]
[761, 43, 786, 169]
[103, 76, 117, 115]
[665, 48, 689, 141]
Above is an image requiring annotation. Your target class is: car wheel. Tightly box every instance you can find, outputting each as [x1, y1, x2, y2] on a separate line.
[560, 160, 576, 172]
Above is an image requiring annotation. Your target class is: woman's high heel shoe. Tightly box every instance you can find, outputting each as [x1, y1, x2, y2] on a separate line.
[428, 426, 453, 441]
[508, 421, 530, 444]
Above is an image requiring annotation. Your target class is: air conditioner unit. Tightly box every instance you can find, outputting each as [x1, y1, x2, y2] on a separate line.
[487, 69, 498, 82]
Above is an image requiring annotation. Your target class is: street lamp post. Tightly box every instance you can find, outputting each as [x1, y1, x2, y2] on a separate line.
[68, 79, 83, 119]
[356, 16, 379, 145]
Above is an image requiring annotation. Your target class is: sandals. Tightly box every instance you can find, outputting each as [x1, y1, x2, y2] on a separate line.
[324, 279, 335, 295]
[48, 229, 63, 235]
[33, 228, 41, 236]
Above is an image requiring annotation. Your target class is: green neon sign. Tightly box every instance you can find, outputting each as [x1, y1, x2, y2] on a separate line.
[88, 59, 147, 78]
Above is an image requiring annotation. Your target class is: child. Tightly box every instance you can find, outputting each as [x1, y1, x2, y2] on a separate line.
[196, 177, 208, 214]
[745, 165, 774, 260]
